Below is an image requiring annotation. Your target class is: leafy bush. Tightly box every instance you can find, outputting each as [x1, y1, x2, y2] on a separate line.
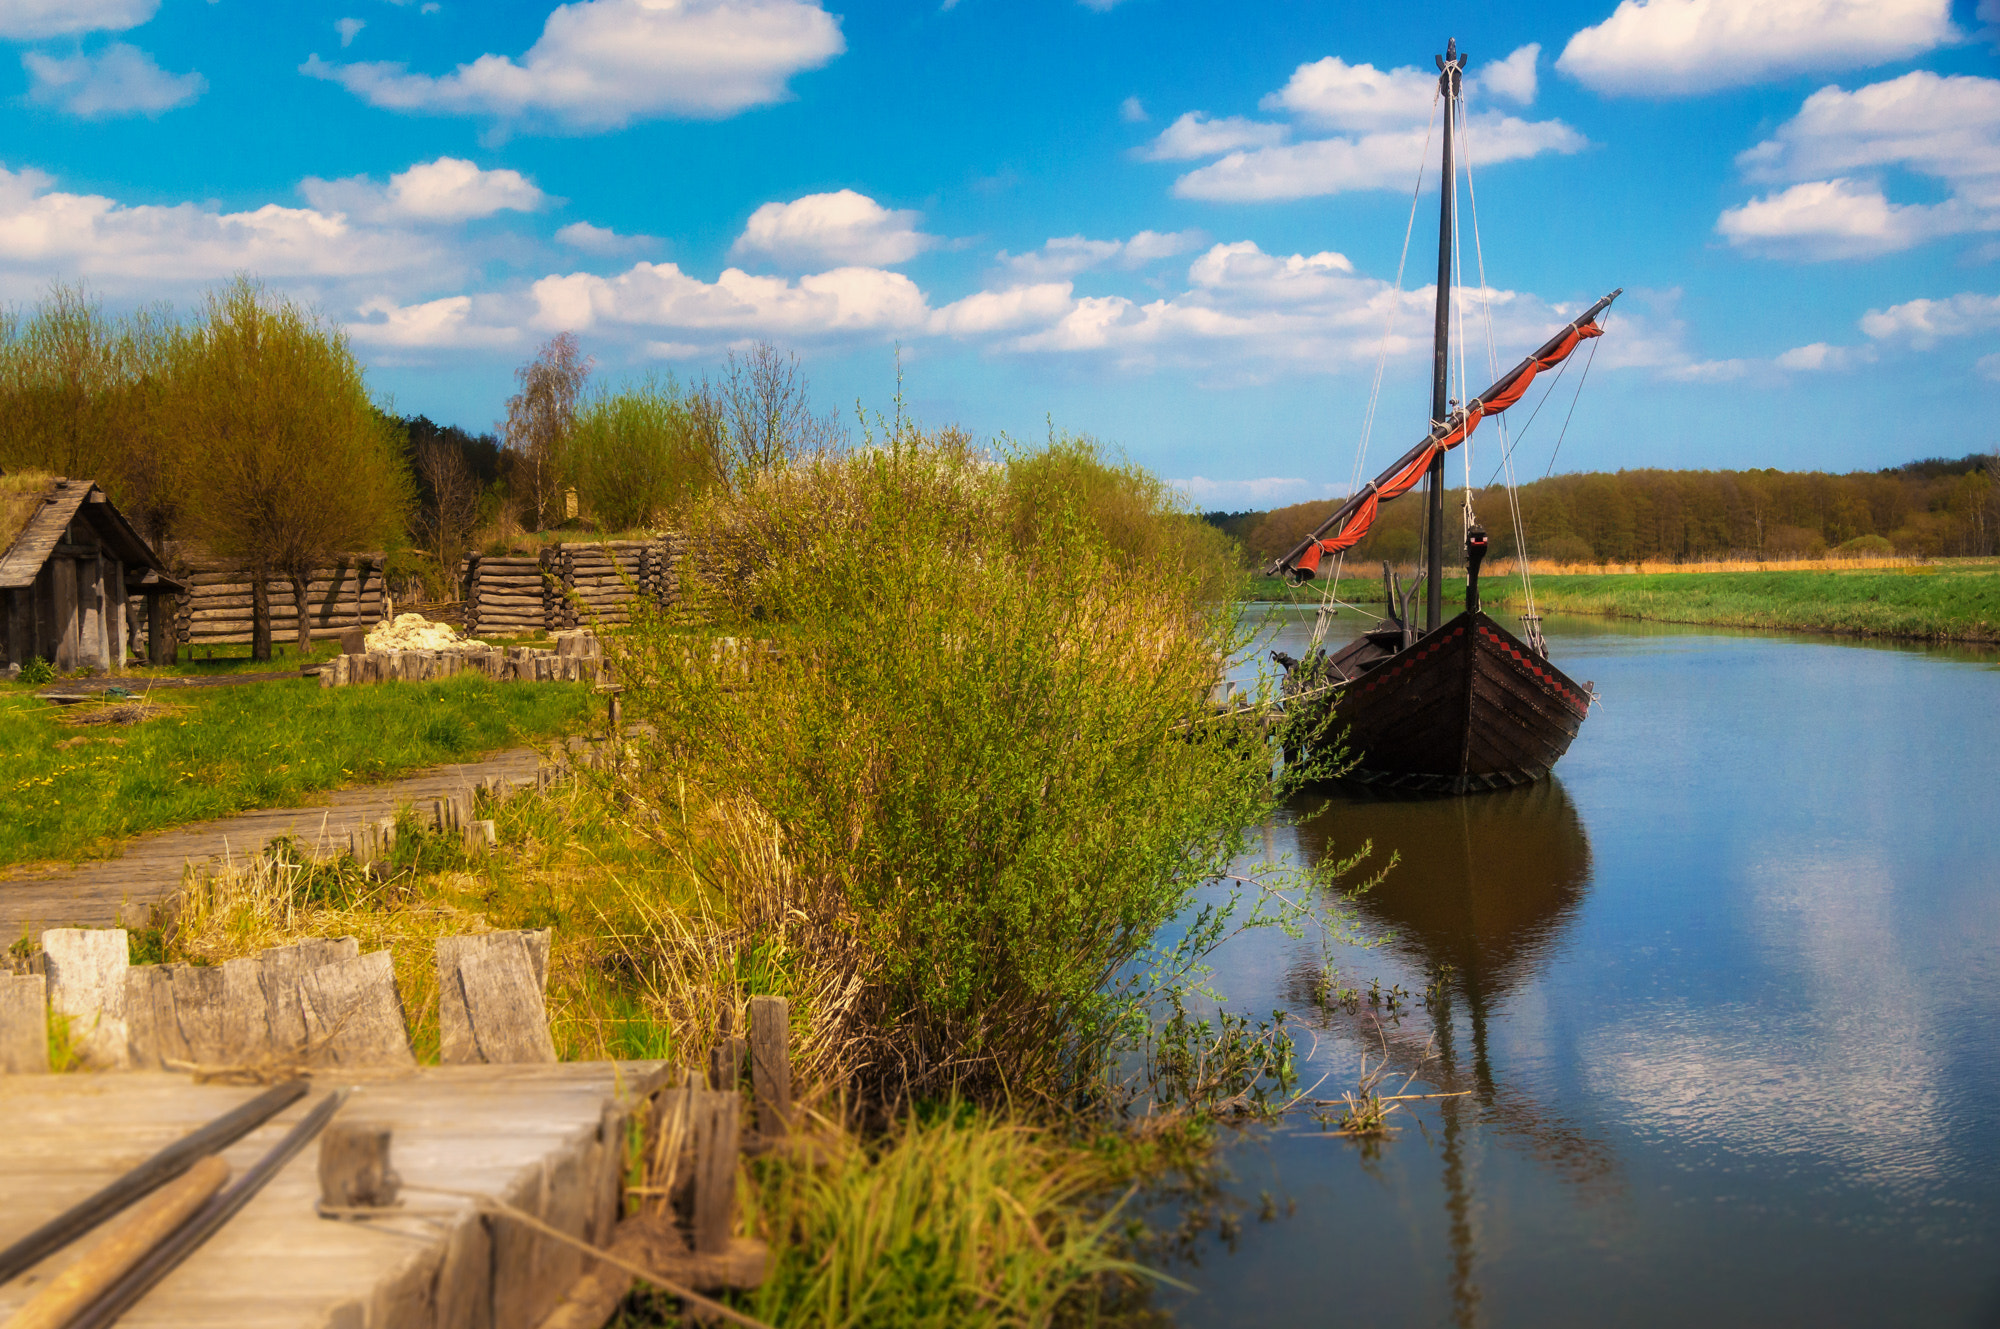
[18, 657, 53, 685]
[570, 374, 714, 531]
[608, 431, 1273, 1106]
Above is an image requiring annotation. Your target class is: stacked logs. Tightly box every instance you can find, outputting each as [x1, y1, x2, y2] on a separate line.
[462, 555, 551, 638]
[171, 556, 386, 647]
[462, 537, 693, 638]
[552, 542, 650, 630]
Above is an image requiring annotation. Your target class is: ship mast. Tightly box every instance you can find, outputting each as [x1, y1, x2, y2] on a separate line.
[1425, 40, 1465, 634]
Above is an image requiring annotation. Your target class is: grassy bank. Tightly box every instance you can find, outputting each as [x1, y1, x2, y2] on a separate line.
[0, 674, 595, 868]
[1248, 560, 2000, 644]
[1486, 563, 2000, 643]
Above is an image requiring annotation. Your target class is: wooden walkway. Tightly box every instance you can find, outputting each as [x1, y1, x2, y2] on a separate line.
[0, 1062, 672, 1329]
[0, 749, 543, 941]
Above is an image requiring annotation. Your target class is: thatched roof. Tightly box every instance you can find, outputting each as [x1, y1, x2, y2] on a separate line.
[0, 473, 184, 592]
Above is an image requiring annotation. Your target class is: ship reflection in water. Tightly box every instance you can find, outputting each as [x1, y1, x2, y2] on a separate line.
[1287, 780, 1613, 1327]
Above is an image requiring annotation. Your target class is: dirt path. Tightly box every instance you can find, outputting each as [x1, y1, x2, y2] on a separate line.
[0, 747, 543, 941]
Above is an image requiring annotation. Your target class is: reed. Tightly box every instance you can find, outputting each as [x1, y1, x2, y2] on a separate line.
[735, 1106, 1153, 1329]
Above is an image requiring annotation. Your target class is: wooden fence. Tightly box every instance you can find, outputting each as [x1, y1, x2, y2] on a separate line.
[156, 538, 694, 652]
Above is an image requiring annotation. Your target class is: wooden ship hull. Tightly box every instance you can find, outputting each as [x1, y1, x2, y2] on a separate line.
[1292, 610, 1590, 795]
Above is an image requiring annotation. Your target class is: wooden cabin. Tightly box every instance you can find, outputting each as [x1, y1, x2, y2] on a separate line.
[0, 475, 185, 672]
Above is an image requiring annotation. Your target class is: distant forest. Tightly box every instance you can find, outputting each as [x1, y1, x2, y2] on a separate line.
[1207, 454, 2000, 568]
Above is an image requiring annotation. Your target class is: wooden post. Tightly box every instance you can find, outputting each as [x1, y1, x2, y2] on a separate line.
[747, 996, 790, 1140]
[295, 950, 416, 1068]
[708, 1036, 745, 1093]
[1, 972, 48, 1073]
[41, 928, 130, 1069]
[317, 1121, 401, 1212]
[690, 1090, 740, 1255]
[435, 931, 556, 1065]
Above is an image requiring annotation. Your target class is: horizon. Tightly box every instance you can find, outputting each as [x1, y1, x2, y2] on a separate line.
[0, 0, 1993, 507]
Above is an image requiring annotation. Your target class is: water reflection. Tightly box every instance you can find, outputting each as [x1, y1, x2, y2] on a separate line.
[1285, 781, 1613, 1327]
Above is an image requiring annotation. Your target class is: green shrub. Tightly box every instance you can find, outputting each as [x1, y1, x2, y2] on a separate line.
[610, 432, 1274, 1105]
[17, 657, 53, 685]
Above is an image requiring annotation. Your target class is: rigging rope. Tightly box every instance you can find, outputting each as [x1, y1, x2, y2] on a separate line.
[1307, 86, 1439, 657]
[1460, 92, 1540, 627]
[1544, 306, 1609, 478]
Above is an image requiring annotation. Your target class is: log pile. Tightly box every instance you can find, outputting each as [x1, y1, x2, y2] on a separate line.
[462, 536, 693, 638]
[168, 556, 387, 647]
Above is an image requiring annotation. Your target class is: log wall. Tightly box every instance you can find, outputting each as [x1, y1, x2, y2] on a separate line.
[461, 536, 692, 638]
[169, 556, 387, 646]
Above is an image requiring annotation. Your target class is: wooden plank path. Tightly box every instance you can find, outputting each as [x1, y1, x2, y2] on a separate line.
[0, 748, 543, 941]
[0, 1062, 671, 1329]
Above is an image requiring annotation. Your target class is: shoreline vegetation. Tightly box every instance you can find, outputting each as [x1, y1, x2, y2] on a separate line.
[1245, 557, 2000, 645]
[123, 431, 1359, 1327]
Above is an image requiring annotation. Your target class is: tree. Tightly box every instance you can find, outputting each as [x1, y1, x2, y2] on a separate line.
[691, 342, 841, 494]
[503, 333, 591, 529]
[0, 284, 178, 541]
[164, 280, 408, 660]
[570, 374, 713, 530]
[415, 437, 482, 592]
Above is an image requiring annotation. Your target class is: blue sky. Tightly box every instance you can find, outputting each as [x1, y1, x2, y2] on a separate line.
[0, 0, 1994, 507]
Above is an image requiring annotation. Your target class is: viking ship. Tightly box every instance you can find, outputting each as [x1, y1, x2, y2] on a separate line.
[1270, 40, 1619, 795]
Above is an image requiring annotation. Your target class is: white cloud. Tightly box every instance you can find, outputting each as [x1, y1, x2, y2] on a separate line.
[24, 44, 206, 119]
[1859, 291, 2000, 345]
[0, 0, 153, 39]
[1157, 52, 1583, 202]
[1717, 179, 1956, 259]
[1119, 95, 1147, 123]
[1138, 112, 1287, 162]
[998, 228, 1204, 280]
[731, 190, 935, 268]
[530, 261, 929, 340]
[1557, 0, 1959, 96]
[556, 220, 659, 256]
[0, 164, 441, 291]
[1479, 44, 1539, 106]
[1174, 113, 1586, 202]
[302, 0, 845, 132]
[1720, 72, 2000, 258]
[345, 295, 521, 349]
[1774, 341, 1877, 370]
[1175, 476, 1337, 507]
[929, 282, 1074, 336]
[1263, 56, 1436, 131]
[337, 17, 365, 47]
[301, 157, 547, 223]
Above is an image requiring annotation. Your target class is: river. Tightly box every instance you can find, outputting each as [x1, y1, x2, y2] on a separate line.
[1150, 608, 2000, 1327]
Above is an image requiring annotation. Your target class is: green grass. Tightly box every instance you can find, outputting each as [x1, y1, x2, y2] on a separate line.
[1483, 564, 2000, 643]
[1246, 563, 2000, 643]
[0, 674, 596, 868]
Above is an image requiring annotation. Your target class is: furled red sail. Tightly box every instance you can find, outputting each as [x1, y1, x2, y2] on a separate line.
[1275, 292, 1619, 582]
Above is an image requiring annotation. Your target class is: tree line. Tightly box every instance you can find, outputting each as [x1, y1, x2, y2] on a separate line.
[1215, 455, 2000, 571]
[0, 282, 837, 661]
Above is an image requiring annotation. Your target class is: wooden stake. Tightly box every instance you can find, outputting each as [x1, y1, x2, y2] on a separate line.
[747, 997, 790, 1140]
[317, 1122, 400, 1213]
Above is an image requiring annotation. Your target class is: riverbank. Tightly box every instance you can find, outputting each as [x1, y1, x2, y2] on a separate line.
[1247, 559, 2000, 644]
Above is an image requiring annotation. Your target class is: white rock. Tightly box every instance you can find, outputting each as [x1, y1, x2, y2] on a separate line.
[363, 612, 486, 653]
